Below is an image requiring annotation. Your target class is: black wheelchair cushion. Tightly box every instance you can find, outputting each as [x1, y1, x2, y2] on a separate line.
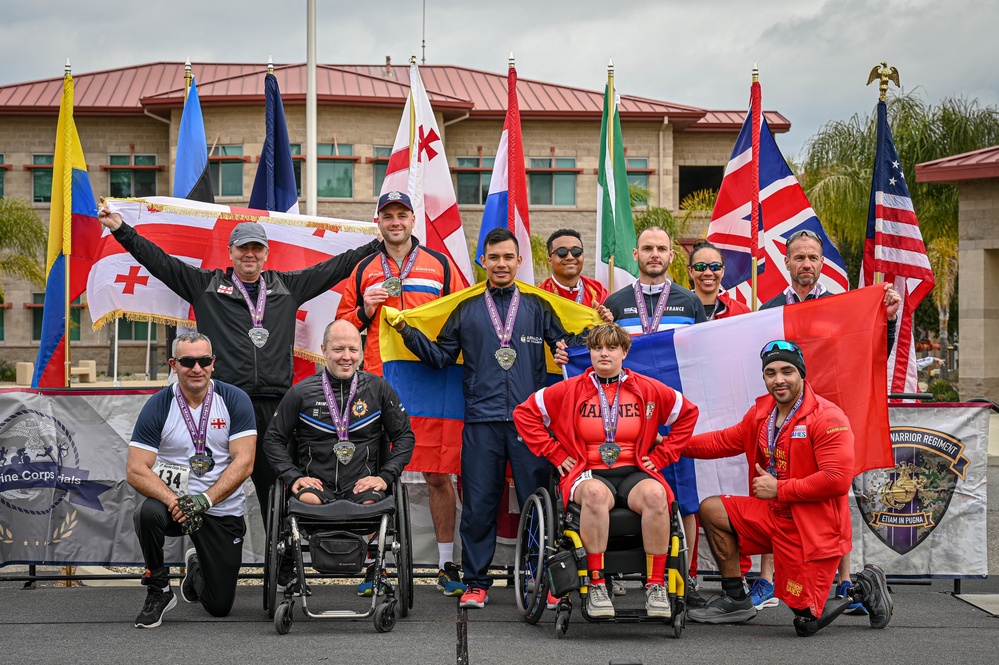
[288, 495, 396, 520]
[565, 503, 643, 540]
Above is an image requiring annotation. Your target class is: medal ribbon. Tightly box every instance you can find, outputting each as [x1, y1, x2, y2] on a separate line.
[321, 371, 359, 442]
[590, 374, 624, 443]
[483, 286, 521, 350]
[765, 391, 804, 475]
[632, 281, 671, 334]
[231, 275, 267, 328]
[380, 246, 420, 288]
[174, 382, 214, 455]
[784, 282, 826, 305]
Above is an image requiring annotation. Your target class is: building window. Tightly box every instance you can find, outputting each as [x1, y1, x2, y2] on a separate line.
[208, 145, 244, 197]
[627, 157, 650, 191]
[372, 146, 392, 196]
[528, 157, 576, 206]
[32, 293, 81, 342]
[108, 154, 157, 198]
[678, 165, 724, 206]
[317, 143, 354, 199]
[455, 156, 495, 205]
[0, 307, 5, 341]
[33, 154, 54, 203]
[290, 143, 303, 197]
[116, 318, 157, 341]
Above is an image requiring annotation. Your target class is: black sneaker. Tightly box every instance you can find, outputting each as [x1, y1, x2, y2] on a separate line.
[135, 587, 177, 628]
[687, 592, 757, 624]
[855, 563, 893, 629]
[686, 586, 709, 609]
[180, 548, 199, 603]
[793, 616, 820, 637]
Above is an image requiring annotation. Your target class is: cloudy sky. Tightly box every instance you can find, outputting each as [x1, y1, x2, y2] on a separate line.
[1, 0, 994, 157]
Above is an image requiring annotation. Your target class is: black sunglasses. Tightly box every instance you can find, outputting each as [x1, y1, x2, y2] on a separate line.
[760, 340, 802, 359]
[690, 261, 724, 272]
[550, 246, 584, 259]
[173, 355, 215, 369]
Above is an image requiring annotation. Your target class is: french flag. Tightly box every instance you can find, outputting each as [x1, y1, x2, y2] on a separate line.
[565, 286, 894, 499]
[476, 57, 533, 283]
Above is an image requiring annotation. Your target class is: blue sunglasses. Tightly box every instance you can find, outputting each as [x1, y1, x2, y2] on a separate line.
[760, 340, 803, 359]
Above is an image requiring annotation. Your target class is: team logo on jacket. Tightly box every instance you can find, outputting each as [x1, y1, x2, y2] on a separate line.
[217, 285, 234, 295]
[853, 426, 968, 555]
[351, 400, 368, 418]
[791, 426, 807, 438]
[646, 402, 655, 420]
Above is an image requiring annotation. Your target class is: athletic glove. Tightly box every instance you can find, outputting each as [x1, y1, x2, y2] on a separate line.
[178, 492, 212, 534]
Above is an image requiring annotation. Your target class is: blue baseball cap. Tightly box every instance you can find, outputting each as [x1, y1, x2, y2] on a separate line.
[377, 190, 414, 213]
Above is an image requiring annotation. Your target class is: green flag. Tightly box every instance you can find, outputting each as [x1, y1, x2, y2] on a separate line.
[595, 79, 637, 292]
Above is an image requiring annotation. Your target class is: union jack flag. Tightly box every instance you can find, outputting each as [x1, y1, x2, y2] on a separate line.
[860, 99, 935, 395]
[707, 109, 849, 306]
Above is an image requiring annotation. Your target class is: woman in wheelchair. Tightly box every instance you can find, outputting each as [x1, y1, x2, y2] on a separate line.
[513, 323, 699, 620]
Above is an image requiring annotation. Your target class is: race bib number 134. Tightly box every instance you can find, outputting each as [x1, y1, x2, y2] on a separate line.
[153, 460, 190, 497]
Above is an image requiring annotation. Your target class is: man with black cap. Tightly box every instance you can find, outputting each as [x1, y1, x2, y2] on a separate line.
[682, 340, 894, 636]
[336, 190, 467, 596]
[98, 199, 379, 514]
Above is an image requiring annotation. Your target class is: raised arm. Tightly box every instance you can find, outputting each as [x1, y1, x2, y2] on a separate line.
[283, 238, 381, 304]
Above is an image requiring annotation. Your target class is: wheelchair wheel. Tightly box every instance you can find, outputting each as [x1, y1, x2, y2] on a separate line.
[394, 483, 414, 618]
[374, 601, 397, 633]
[274, 600, 293, 635]
[264, 479, 286, 617]
[514, 488, 555, 624]
[555, 606, 570, 639]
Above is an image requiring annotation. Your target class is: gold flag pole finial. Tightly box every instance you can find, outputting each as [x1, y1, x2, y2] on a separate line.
[267, 55, 274, 75]
[752, 61, 758, 83]
[184, 58, 192, 101]
[866, 61, 900, 102]
[509, 51, 515, 69]
[410, 55, 417, 66]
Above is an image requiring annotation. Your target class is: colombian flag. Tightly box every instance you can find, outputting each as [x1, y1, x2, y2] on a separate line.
[380, 281, 602, 473]
[32, 69, 101, 388]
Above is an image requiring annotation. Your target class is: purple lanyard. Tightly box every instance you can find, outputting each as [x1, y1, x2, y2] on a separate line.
[765, 391, 804, 474]
[784, 282, 825, 305]
[572, 284, 585, 305]
[321, 371, 359, 442]
[483, 286, 521, 350]
[231, 275, 267, 327]
[174, 382, 214, 455]
[633, 282, 671, 334]
[590, 374, 624, 443]
[380, 246, 419, 284]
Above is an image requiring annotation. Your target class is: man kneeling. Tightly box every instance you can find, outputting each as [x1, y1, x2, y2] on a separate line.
[684, 340, 893, 635]
[264, 320, 415, 596]
[127, 332, 256, 628]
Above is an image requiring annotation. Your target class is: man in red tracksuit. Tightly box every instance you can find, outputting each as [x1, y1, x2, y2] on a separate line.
[683, 340, 894, 636]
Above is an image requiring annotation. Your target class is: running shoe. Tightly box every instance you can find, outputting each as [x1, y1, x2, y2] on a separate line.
[687, 593, 757, 624]
[459, 586, 489, 609]
[546, 590, 560, 610]
[749, 577, 780, 609]
[835, 579, 868, 615]
[855, 563, 893, 629]
[645, 583, 672, 619]
[356, 563, 388, 597]
[587, 582, 615, 618]
[180, 548, 199, 604]
[134, 586, 177, 629]
[437, 562, 466, 597]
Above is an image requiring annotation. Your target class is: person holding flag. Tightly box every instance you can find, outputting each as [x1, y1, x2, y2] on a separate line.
[538, 229, 613, 319]
[335, 190, 466, 596]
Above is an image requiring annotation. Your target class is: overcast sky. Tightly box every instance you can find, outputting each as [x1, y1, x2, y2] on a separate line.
[1, 0, 994, 158]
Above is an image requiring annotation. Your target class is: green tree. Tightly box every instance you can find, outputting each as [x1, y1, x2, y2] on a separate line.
[0, 197, 48, 302]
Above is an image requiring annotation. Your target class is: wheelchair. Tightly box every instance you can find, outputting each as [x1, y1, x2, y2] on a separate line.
[262, 475, 414, 635]
[514, 476, 688, 639]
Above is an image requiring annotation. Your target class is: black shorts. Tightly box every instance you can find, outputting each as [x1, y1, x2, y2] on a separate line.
[294, 486, 386, 504]
[570, 465, 650, 508]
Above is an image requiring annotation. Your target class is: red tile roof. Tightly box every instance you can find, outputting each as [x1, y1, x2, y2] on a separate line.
[916, 145, 999, 183]
[0, 61, 789, 132]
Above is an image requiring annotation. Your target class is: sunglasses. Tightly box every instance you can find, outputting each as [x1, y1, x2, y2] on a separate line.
[550, 246, 584, 259]
[690, 261, 724, 272]
[787, 229, 820, 243]
[173, 355, 215, 369]
[760, 340, 803, 359]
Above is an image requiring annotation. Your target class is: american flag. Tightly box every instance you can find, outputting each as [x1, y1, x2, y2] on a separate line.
[860, 99, 935, 395]
[707, 110, 849, 306]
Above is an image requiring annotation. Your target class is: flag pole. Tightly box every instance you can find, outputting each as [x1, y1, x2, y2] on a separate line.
[867, 61, 898, 286]
[409, 56, 417, 164]
[607, 58, 616, 294]
[305, 0, 317, 216]
[184, 58, 191, 101]
[63, 59, 73, 387]
[749, 63, 761, 312]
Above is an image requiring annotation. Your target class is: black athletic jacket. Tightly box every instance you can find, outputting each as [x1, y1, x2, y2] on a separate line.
[111, 222, 378, 396]
[263, 369, 415, 491]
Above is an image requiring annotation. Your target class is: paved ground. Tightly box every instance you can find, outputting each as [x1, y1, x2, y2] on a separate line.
[2, 575, 997, 665]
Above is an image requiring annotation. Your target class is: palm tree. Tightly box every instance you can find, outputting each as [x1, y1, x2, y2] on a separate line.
[926, 236, 959, 380]
[0, 197, 47, 302]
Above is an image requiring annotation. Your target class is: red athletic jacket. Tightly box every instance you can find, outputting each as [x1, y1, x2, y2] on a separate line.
[537, 275, 609, 309]
[712, 292, 751, 319]
[684, 382, 853, 562]
[513, 368, 699, 507]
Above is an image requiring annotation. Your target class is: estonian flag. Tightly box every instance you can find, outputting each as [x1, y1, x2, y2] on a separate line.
[174, 76, 214, 203]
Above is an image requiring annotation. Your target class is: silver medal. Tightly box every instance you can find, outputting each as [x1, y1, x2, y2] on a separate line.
[599, 443, 622, 467]
[495, 347, 517, 370]
[382, 276, 403, 297]
[333, 440, 356, 465]
[248, 326, 269, 348]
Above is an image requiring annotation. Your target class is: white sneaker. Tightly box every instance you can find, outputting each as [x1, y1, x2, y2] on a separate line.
[587, 583, 615, 618]
[645, 583, 672, 619]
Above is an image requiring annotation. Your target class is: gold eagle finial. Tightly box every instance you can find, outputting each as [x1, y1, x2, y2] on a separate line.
[867, 61, 900, 102]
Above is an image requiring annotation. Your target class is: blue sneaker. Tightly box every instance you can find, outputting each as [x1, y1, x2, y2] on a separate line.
[749, 577, 779, 609]
[437, 562, 466, 597]
[357, 564, 387, 597]
[835, 580, 868, 615]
